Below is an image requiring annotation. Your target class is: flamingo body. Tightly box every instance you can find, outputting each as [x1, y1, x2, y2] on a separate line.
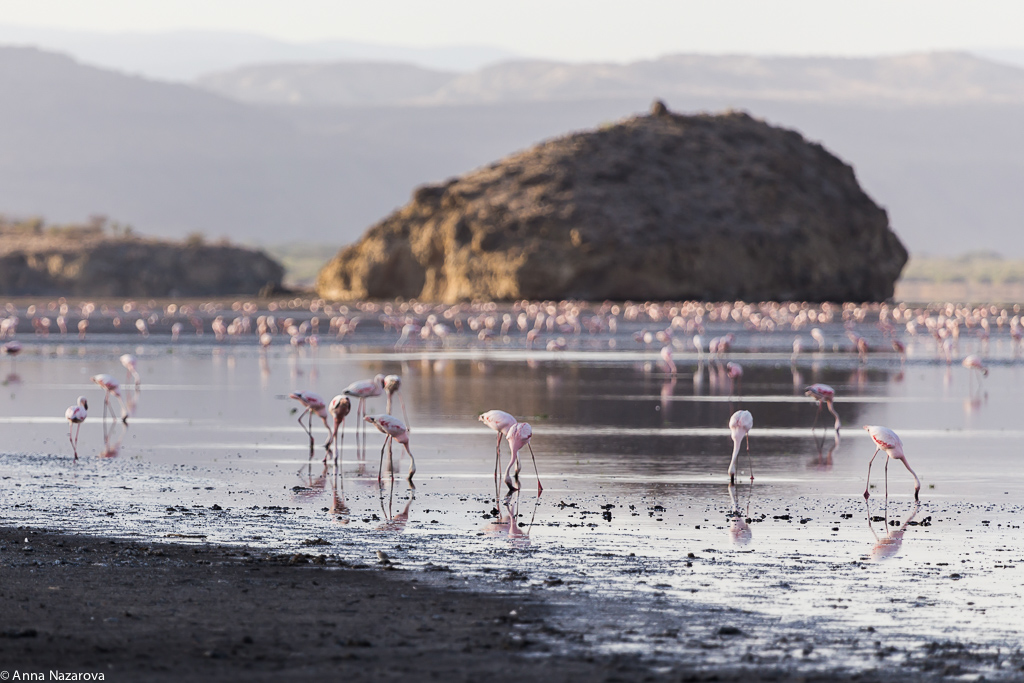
[504, 421, 542, 494]
[805, 383, 841, 431]
[64, 396, 88, 460]
[862, 425, 920, 501]
[365, 414, 416, 481]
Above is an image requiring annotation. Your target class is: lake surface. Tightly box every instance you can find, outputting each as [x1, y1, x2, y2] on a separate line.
[2, 300, 1023, 677]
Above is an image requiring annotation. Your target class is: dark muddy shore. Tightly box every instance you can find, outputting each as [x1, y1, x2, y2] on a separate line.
[2, 527, 1015, 682]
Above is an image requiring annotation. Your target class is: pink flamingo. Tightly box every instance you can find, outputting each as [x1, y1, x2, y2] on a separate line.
[660, 346, 677, 376]
[805, 383, 841, 432]
[364, 414, 416, 482]
[384, 374, 411, 428]
[728, 410, 753, 485]
[120, 354, 140, 386]
[64, 396, 88, 460]
[91, 374, 128, 423]
[3, 339, 21, 371]
[343, 374, 386, 421]
[962, 354, 988, 392]
[726, 361, 743, 395]
[862, 425, 921, 502]
[479, 410, 518, 483]
[503, 422, 541, 494]
[288, 391, 331, 452]
[327, 394, 352, 458]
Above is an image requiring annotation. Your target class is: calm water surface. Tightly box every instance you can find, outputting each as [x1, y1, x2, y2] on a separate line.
[2, 317, 1023, 675]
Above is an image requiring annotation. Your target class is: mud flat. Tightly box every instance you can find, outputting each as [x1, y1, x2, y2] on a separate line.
[2, 525, 1022, 682]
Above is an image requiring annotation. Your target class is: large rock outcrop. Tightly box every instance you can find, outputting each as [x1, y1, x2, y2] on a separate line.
[0, 231, 284, 297]
[317, 104, 907, 302]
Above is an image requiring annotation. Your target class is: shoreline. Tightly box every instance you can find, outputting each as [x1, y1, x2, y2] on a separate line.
[3, 526, 1018, 682]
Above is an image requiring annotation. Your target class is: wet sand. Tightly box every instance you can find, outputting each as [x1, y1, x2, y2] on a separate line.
[4, 526, 1022, 682]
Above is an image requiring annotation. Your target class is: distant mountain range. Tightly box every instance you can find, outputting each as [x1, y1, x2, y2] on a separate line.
[0, 25, 517, 79]
[2, 45, 1024, 257]
[197, 51, 1024, 106]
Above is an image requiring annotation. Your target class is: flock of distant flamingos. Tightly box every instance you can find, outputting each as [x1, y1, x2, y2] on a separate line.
[0, 297, 1001, 504]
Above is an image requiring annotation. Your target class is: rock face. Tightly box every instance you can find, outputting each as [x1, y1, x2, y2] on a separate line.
[0, 233, 284, 297]
[317, 104, 907, 302]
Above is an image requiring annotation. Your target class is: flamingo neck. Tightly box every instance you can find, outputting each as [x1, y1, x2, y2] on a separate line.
[728, 435, 741, 476]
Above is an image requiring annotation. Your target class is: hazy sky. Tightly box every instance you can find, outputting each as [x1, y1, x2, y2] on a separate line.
[2, 0, 1023, 62]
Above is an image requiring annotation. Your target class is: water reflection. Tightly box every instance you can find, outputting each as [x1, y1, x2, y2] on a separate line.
[727, 482, 753, 546]
[866, 499, 921, 561]
[377, 481, 414, 531]
[809, 431, 841, 472]
[328, 472, 350, 525]
[101, 416, 127, 458]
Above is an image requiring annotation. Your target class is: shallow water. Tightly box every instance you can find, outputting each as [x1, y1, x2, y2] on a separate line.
[2, 313, 1024, 677]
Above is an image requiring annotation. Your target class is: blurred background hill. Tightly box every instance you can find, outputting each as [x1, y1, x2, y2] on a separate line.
[3, 20, 1024, 291]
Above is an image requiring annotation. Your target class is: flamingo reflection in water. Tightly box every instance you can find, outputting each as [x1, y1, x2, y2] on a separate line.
[328, 472, 350, 525]
[810, 430, 841, 472]
[100, 415, 128, 458]
[866, 499, 922, 561]
[727, 482, 752, 546]
[377, 486, 414, 531]
[293, 462, 329, 502]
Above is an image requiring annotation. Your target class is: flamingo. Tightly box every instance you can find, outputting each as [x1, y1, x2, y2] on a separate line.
[479, 410, 518, 485]
[327, 395, 352, 459]
[805, 383, 841, 432]
[2, 339, 21, 370]
[342, 374, 386, 421]
[365, 414, 416, 482]
[810, 327, 826, 352]
[791, 338, 803, 364]
[384, 374, 411, 428]
[726, 361, 743, 395]
[728, 410, 754, 484]
[120, 354, 140, 386]
[892, 339, 907, 365]
[91, 374, 128, 423]
[503, 421, 542, 494]
[962, 354, 988, 391]
[288, 391, 331, 453]
[862, 425, 921, 502]
[64, 396, 88, 460]
[660, 345, 676, 376]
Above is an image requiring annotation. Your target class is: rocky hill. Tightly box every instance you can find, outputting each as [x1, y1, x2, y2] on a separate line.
[317, 103, 907, 303]
[0, 221, 284, 297]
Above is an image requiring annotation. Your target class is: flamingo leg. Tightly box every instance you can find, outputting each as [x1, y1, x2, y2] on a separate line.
[527, 442, 542, 494]
[884, 456, 890, 515]
[811, 402, 822, 433]
[68, 422, 77, 459]
[377, 435, 390, 484]
[827, 400, 842, 431]
[494, 432, 502, 485]
[745, 433, 754, 482]
[402, 442, 416, 481]
[863, 449, 881, 499]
